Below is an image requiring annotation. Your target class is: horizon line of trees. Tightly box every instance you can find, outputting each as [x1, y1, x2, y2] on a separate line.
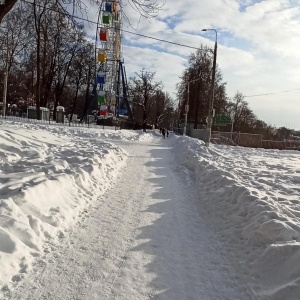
[128, 69, 176, 129]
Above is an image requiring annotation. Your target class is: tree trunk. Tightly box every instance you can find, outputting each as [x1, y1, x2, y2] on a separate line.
[0, 0, 17, 23]
[35, 25, 41, 120]
[142, 85, 148, 132]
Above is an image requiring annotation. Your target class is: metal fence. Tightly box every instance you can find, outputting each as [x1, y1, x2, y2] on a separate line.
[212, 131, 263, 148]
[173, 127, 185, 135]
[0, 115, 105, 129]
[5, 116, 295, 150]
[185, 128, 300, 150]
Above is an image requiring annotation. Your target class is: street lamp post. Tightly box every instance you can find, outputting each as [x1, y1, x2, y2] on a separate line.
[202, 28, 217, 146]
[183, 77, 202, 136]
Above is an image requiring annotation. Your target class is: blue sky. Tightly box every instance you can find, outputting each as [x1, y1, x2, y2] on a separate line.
[86, 0, 300, 129]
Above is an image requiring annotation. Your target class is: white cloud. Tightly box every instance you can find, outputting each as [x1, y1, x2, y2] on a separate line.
[123, 45, 186, 94]
[81, 0, 300, 129]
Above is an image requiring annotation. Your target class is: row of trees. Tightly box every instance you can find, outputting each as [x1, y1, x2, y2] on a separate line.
[0, 0, 163, 24]
[0, 1, 95, 120]
[177, 46, 295, 140]
[0, 0, 165, 123]
[128, 70, 175, 129]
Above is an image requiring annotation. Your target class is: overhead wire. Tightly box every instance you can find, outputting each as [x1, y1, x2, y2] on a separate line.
[244, 88, 300, 98]
[228, 88, 300, 99]
[19, 0, 200, 50]
[15, 0, 300, 98]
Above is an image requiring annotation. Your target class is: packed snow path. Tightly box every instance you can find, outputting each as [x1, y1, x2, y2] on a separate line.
[7, 135, 252, 300]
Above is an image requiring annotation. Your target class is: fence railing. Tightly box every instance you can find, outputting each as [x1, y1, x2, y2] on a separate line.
[187, 128, 300, 150]
[0, 115, 97, 128]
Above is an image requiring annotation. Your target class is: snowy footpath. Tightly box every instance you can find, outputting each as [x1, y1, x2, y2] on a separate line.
[3, 122, 300, 299]
[2, 129, 252, 299]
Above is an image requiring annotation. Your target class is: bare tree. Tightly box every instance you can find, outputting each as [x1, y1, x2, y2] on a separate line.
[177, 46, 227, 129]
[129, 69, 162, 130]
[0, 0, 164, 24]
[226, 91, 257, 132]
[0, 3, 31, 114]
[0, 0, 17, 23]
[66, 43, 94, 122]
[147, 90, 174, 128]
[1, 0, 164, 121]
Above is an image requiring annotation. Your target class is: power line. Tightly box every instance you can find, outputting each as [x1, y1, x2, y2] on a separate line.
[19, 0, 200, 50]
[121, 29, 200, 50]
[244, 88, 300, 98]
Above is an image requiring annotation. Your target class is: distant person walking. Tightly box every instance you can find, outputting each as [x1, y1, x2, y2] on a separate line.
[162, 128, 166, 138]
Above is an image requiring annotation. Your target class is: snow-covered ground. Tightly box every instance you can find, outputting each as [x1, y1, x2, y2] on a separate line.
[0, 120, 300, 299]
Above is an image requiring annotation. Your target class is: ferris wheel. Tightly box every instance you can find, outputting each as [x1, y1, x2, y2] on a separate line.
[94, 0, 133, 122]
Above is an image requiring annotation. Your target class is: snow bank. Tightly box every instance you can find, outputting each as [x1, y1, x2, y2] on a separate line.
[2, 122, 300, 299]
[0, 122, 146, 291]
[169, 135, 300, 299]
[252, 243, 300, 299]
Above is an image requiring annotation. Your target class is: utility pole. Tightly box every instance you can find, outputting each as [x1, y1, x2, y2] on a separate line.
[202, 29, 218, 146]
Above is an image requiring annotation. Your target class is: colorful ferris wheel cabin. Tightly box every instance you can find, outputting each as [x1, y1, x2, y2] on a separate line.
[98, 50, 107, 62]
[105, 2, 113, 13]
[102, 13, 110, 24]
[109, 105, 115, 115]
[100, 29, 108, 41]
[99, 105, 108, 116]
[97, 90, 105, 104]
[97, 73, 106, 84]
[98, 95, 105, 104]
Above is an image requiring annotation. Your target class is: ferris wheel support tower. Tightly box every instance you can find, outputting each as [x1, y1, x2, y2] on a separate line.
[93, 0, 133, 123]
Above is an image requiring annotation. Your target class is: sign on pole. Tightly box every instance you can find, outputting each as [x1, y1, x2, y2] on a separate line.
[213, 115, 231, 126]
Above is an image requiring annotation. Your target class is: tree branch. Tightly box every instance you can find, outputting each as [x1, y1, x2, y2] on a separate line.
[0, 0, 18, 23]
